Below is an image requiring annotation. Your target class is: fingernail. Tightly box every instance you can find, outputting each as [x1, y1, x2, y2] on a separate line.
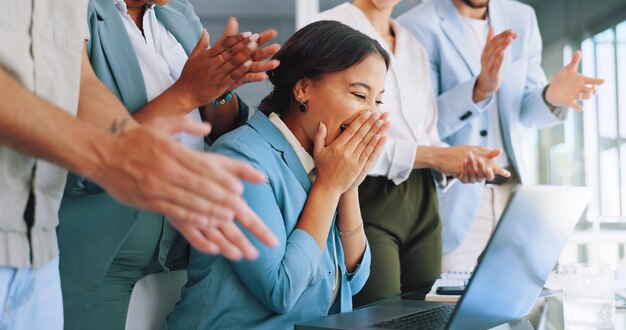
[242, 31, 252, 38]
[247, 41, 258, 50]
[250, 33, 259, 42]
[373, 112, 381, 120]
[243, 60, 252, 68]
[363, 112, 372, 118]
[376, 120, 383, 127]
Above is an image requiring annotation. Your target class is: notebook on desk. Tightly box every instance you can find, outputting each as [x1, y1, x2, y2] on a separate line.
[295, 185, 592, 330]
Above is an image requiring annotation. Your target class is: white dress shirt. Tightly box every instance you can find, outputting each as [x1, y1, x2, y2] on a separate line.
[115, 0, 204, 151]
[315, 3, 447, 185]
[460, 15, 510, 167]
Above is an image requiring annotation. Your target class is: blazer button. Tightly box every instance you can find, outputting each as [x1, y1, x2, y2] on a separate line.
[480, 130, 488, 137]
[459, 111, 472, 121]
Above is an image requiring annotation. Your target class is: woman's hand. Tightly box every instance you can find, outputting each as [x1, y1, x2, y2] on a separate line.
[313, 111, 388, 195]
[170, 18, 281, 111]
[428, 145, 510, 183]
[346, 112, 389, 192]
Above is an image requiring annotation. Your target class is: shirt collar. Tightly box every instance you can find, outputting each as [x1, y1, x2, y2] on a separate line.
[268, 113, 315, 175]
[114, 0, 155, 14]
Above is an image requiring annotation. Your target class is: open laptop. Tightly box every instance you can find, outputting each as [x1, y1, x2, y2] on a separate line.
[296, 185, 592, 330]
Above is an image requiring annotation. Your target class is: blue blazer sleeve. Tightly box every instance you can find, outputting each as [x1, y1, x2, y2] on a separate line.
[402, 19, 493, 140]
[345, 240, 371, 295]
[211, 141, 325, 315]
[519, 9, 566, 128]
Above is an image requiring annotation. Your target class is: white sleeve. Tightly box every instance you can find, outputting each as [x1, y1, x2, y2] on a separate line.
[367, 138, 417, 185]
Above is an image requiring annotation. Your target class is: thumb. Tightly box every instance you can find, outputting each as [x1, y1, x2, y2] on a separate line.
[150, 115, 212, 137]
[314, 122, 327, 154]
[223, 17, 239, 37]
[191, 29, 210, 57]
[486, 148, 502, 159]
[566, 50, 582, 71]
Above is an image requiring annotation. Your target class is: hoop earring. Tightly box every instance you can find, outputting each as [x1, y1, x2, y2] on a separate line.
[298, 98, 308, 113]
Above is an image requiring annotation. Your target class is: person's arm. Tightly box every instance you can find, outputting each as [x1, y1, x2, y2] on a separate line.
[0, 44, 278, 259]
[215, 142, 325, 314]
[413, 145, 510, 183]
[132, 19, 280, 138]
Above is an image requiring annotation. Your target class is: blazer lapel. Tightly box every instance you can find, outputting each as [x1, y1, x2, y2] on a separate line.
[155, 5, 201, 55]
[436, 0, 480, 76]
[489, 1, 519, 173]
[91, 0, 147, 113]
[247, 113, 313, 193]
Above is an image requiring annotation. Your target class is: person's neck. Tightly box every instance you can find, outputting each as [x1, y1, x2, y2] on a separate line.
[281, 111, 314, 156]
[452, 0, 488, 20]
[124, 1, 146, 31]
[353, 0, 394, 40]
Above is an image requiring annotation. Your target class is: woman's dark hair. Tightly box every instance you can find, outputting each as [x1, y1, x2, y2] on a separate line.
[258, 20, 390, 115]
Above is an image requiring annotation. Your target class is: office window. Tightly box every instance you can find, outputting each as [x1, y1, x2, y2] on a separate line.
[580, 23, 626, 220]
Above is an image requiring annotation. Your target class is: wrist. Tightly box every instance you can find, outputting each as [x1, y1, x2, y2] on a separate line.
[169, 81, 197, 111]
[473, 76, 490, 103]
[542, 84, 558, 109]
[74, 129, 113, 183]
[312, 179, 343, 200]
[339, 189, 359, 205]
[414, 145, 439, 170]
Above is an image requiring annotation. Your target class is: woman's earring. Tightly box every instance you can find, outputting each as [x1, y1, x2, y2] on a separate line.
[298, 98, 308, 113]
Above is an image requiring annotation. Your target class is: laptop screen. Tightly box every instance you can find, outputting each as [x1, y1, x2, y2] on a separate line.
[447, 185, 592, 330]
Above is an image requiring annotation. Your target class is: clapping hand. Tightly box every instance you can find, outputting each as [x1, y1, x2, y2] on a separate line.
[171, 17, 280, 110]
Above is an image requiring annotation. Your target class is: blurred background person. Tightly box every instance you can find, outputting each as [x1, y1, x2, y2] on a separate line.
[398, 0, 604, 272]
[57, 0, 281, 328]
[315, 0, 510, 306]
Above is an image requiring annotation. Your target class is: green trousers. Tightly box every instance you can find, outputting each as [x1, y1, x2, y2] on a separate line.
[79, 212, 188, 330]
[354, 169, 442, 307]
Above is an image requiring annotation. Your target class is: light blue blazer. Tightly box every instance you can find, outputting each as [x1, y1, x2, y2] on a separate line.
[398, 0, 566, 254]
[166, 112, 371, 330]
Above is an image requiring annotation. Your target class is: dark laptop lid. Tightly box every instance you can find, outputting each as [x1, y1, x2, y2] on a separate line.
[447, 185, 592, 330]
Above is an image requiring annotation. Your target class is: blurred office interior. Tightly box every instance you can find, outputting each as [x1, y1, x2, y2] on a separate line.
[189, 0, 626, 266]
[126, 2, 626, 327]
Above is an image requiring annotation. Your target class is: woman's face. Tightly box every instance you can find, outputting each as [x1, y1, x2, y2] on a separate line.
[298, 54, 387, 146]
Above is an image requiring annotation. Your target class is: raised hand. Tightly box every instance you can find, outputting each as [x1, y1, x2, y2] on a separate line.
[313, 111, 388, 194]
[171, 17, 280, 110]
[91, 115, 278, 260]
[346, 112, 390, 192]
[545, 50, 605, 111]
[473, 28, 518, 103]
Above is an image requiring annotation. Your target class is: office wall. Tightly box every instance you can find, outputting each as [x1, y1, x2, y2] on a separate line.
[532, 0, 626, 75]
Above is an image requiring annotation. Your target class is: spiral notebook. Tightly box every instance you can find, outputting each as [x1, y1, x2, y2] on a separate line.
[425, 271, 473, 303]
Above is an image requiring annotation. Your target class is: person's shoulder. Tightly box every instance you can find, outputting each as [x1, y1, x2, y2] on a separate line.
[498, 0, 536, 21]
[397, 0, 439, 34]
[158, 0, 200, 21]
[394, 22, 429, 55]
[210, 122, 275, 168]
[397, 0, 438, 23]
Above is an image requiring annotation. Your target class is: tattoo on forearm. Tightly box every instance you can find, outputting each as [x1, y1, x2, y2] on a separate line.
[109, 118, 128, 135]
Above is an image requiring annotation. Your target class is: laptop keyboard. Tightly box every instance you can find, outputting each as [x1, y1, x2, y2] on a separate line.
[369, 305, 455, 329]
